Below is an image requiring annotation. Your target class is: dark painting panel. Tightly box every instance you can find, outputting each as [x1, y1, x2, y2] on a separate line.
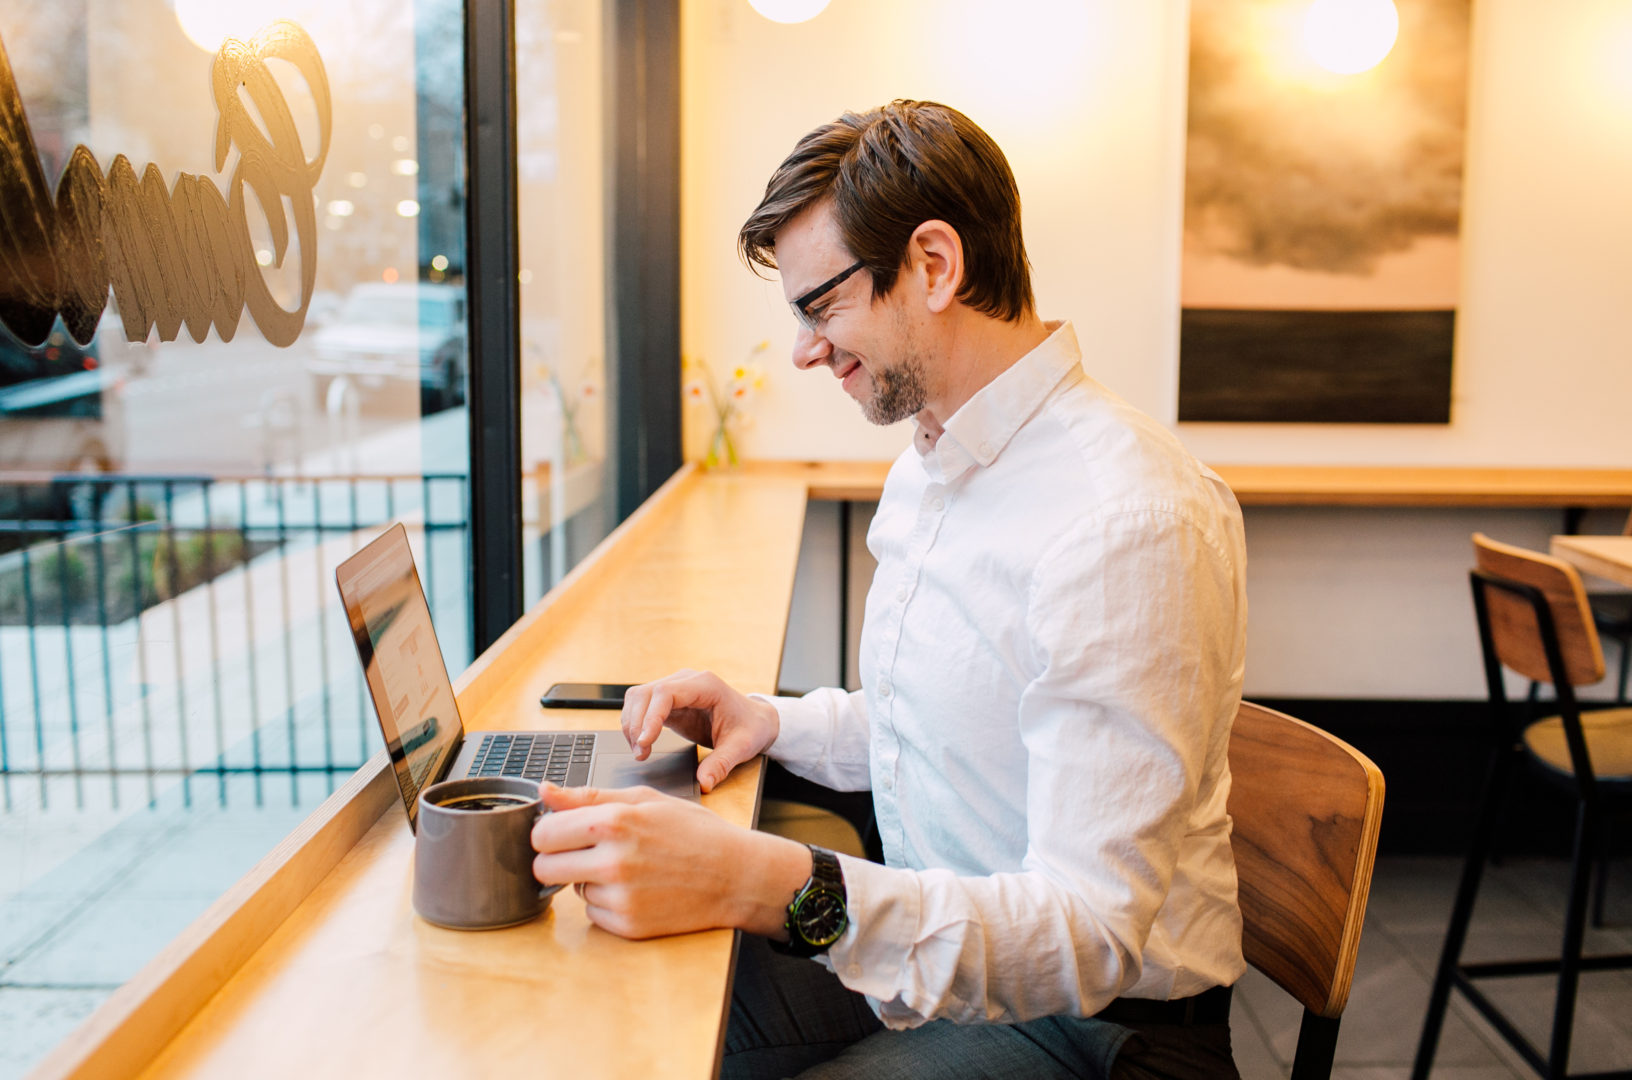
[1179, 309, 1453, 423]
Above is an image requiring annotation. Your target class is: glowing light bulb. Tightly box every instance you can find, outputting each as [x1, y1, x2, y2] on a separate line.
[1302, 0, 1399, 75]
[172, 0, 276, 52]
[747, 0, 830, 25]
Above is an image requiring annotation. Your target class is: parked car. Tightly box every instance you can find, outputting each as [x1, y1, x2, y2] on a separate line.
[308, 283, 468, 414]
[0, 319, 127, 521]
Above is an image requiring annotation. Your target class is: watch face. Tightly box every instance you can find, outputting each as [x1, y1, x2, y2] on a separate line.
[792, 887, 847, 948]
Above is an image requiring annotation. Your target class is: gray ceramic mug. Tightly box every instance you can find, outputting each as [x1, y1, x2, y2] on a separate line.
[413, 776, 564, 930]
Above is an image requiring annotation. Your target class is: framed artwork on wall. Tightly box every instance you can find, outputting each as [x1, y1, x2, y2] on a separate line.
[1178, 0, 1471, 424]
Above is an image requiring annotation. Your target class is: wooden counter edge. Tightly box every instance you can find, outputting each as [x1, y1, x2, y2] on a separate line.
[755, 461, 1632, 508]
[1550, 535, 1632, 589]
[28, 756, 398, 1080]
[710, 752, 772, 1080]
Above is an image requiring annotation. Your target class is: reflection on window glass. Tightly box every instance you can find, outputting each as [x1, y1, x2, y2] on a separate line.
[518, 0, 613, 602]
[0, 1, 468, 1072]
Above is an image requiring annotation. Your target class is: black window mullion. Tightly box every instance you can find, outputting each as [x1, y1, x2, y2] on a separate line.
[464, 0, 523, 655]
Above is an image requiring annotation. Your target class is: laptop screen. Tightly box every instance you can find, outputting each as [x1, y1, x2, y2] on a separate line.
[336, 524, 463, 828]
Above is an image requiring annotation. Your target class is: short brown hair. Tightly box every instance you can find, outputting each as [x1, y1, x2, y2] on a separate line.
[738, 101, 1035, 323]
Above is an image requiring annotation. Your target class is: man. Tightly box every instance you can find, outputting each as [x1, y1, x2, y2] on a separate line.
[531, 100, 1248, 1079]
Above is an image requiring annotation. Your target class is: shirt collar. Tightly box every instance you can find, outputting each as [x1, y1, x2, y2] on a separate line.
[915, 320, 1081, 482]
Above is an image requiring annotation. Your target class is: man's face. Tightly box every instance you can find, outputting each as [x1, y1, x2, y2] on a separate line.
[773, 202, 928, 426]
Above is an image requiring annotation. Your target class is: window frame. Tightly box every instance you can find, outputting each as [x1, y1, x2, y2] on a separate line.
[463, 0, 680, 655]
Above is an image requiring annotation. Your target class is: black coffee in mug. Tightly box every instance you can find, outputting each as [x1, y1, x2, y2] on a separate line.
[436, 793, 533, 811]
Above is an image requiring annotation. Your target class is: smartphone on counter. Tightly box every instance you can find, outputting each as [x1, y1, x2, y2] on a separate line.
[540, 682, 635, 709]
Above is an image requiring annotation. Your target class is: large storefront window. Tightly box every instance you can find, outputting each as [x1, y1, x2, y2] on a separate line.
[0, 1, 471, 1071]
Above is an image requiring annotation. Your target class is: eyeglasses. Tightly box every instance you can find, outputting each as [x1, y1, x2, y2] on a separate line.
[789, 260, 865, 333]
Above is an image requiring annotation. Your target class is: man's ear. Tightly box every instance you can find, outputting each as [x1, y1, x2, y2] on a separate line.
[907, 219, 963, 315]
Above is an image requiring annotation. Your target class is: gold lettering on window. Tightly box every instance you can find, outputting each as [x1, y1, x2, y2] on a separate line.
[0, 20, 330, 349]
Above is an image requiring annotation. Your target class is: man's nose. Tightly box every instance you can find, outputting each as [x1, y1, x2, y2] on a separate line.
[790, 323, 832, 370]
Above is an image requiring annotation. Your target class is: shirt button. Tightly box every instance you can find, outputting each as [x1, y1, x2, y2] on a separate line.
[848, 964, 862, 977]
[978, 441, 993, 457]
[878, 679, 893, 699]
[931, 497, 945, 512]
[894, 586, 908, 603]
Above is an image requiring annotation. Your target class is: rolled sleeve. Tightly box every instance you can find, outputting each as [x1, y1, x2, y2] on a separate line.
[753, 687, 873, 791]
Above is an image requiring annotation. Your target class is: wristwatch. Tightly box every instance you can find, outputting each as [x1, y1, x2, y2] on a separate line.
[771, 844, 848, 957]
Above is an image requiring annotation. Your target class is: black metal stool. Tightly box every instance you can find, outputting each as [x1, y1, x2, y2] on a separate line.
[1412, 535, 1632, 1080]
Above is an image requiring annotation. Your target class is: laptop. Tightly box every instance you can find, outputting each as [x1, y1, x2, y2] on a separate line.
[336, 523, 700, 831]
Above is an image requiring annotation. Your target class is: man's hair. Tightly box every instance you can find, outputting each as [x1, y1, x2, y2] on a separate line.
[738, 100, 1035, 323]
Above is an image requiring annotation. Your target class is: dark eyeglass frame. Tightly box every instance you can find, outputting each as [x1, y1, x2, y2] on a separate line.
[789, 260, 865, 332]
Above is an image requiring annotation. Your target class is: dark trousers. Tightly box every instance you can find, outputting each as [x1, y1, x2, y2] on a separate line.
[722, 935, 1241, 1080]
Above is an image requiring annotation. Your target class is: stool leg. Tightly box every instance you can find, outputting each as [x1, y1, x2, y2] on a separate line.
[1413, 746, 1516, 1080]
[1592, 831, 1610, 929]
[1616, 632, 1631, 705]
[1549, 801, 1597, 1078]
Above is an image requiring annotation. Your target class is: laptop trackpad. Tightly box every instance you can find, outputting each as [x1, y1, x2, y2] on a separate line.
[591, 750, 701, 801]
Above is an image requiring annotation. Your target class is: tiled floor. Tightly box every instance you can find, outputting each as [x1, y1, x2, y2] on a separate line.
[1232, 854, 1632, 1078]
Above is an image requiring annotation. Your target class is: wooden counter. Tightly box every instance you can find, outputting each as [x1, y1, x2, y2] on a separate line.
[762, 461, 1632, 509]
[35, 464, 822, 1080]
[1551, 535, 1632, 589]
[1211, 465, 1632, 508]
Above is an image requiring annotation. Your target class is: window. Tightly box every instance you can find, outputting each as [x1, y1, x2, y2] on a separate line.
[0, 2, 473, 1069]
[0, 1, 678, 1070]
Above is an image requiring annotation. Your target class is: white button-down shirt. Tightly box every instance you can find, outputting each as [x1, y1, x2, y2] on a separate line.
[765, 321, 1248, 1028]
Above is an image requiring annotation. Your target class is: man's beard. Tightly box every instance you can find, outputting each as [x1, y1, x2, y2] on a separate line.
[861, 353, 928, 425]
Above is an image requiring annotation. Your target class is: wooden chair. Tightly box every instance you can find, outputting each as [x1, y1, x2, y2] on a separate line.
[1412, 535, 1632, 1080]
[1227, 701, 1386, 1080]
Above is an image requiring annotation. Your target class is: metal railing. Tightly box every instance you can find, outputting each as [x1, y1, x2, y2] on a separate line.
[0, 471, 471, 812]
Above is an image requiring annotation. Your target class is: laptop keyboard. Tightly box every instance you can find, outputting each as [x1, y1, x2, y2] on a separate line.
[469, 733, 596, 787]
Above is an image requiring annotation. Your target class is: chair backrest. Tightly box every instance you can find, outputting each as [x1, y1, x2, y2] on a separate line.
[1228, 702, 1385, 1019]
[1472, 533, 1604, 688]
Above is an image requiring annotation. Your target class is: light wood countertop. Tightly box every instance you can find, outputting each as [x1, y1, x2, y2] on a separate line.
[1211, 465, 1632, 508]
[1550, 535, 1632, 589]
[719, 461, 1632, 508]
[36, 464, 820, 1080]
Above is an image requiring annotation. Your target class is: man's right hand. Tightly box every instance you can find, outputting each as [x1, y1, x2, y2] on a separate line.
[620, 669, 781, 793]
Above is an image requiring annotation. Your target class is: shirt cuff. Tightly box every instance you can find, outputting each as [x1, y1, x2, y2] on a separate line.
[750, 692, 834, 772]
[821, 854, 926, 1028]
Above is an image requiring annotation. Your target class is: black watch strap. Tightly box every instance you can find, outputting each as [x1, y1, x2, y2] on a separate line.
[770, 845, 848, 958]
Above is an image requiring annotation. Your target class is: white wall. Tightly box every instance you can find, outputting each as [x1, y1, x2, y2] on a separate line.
[683, 0, 1632, 699]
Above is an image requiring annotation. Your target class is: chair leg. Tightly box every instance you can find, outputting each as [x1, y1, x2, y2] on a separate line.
[1289, 1011, 1340, 1080]
[1592, 829, 1611, 929]
[1413, 746, 1517, 1080]
[1548, 801, 1598, 1078]
[1494, 689, 1540, 871]
[1616, 632, 1631, 705]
